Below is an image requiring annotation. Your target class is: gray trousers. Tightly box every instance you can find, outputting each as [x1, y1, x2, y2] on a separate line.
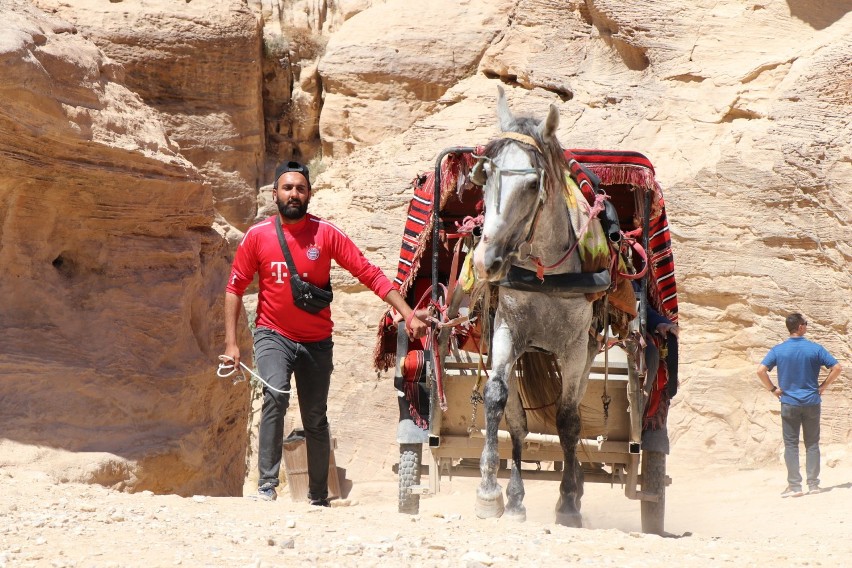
[254, 327, 334, 500]
[780, 403, 820, 490]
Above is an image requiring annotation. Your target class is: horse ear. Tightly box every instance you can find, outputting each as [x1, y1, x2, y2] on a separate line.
[496, 85, 514, 132]
[537, 103, 560, 139]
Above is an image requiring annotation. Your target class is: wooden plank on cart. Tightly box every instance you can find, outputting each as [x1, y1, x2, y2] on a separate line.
[431, 434, 632, 465]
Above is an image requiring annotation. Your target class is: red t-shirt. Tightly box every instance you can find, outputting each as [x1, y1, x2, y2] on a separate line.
[226, 214, 395, 342]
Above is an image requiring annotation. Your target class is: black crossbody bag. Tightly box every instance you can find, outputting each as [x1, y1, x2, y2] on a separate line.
[274, 220, 333, 314]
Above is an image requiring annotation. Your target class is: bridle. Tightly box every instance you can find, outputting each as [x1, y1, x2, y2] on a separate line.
[475, 132, 576, 276]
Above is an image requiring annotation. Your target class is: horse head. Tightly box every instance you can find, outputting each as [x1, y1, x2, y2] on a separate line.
[472, 86, 567, 281]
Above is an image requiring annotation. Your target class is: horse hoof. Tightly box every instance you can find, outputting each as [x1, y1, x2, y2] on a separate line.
[475, 492, 505, 519]
[555, 512, 583, 528]
[504, 506, 527, 522]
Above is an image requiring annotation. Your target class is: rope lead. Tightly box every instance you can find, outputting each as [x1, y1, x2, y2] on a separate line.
[216, 355, 292, 394]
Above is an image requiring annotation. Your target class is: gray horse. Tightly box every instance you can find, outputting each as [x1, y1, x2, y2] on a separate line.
[471, 87, 603, 526]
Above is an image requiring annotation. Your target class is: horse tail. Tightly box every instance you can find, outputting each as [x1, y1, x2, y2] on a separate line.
[516, 351, 560, 428]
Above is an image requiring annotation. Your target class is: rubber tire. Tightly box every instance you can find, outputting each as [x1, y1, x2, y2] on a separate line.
[640, 450, 666, 535]
[398, 443, 423, 514]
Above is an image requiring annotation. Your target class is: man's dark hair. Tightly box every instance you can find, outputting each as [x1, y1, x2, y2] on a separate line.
[785, 313, 806, 333]
[273, 160, 311, 190]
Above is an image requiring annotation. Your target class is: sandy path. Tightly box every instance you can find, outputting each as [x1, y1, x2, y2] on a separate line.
[2, 453, 850, 567]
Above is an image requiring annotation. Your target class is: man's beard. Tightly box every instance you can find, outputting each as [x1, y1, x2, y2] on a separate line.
[277, 199, 308, 220]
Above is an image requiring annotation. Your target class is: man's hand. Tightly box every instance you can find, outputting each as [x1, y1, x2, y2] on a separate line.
[656, 322, 680, 338]
[819, 364, 842, 396]
[406, 312, 428, 339]
[383, 289, 429, 340]
[223, 344, 241, 370]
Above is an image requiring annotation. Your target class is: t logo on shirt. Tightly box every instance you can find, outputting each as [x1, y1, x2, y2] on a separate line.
[270, 261, 288, 283]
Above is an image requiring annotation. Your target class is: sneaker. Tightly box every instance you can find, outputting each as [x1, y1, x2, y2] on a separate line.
[781, 486, 804, 498]
[309, 497, 331, 507]
[258, 483, 277, 501]
[808, 486, 821, 495]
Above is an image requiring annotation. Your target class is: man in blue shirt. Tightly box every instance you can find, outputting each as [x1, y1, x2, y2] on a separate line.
[757, 313, 842, 497]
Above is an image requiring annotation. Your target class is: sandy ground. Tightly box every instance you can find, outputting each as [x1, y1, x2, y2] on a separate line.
[2, 449, 851, 568]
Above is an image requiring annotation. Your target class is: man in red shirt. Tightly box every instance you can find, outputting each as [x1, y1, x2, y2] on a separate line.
[224, 161, 427, 505]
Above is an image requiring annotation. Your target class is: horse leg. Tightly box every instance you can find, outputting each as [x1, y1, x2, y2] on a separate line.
[555, 398, 584, 527]
[556, 330, 600, 527]
[475, 327, 516, 519]
[475, 373, 508, 518]
[504, 382, 528, 521]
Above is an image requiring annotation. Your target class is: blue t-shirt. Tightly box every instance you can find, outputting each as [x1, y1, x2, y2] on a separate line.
[762, 337, 838, 406]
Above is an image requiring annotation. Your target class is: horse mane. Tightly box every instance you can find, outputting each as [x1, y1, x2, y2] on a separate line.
[483, 114, 570, 201]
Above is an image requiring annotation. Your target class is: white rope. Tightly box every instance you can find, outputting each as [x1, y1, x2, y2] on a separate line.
[216, 355, 291, 394]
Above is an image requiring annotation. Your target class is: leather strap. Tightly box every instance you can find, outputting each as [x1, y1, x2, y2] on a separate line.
[446, 236, 466, 302]
[498, 266, 611, 295]
[274, 217, 299, 277]
[500, 131, 541, 152]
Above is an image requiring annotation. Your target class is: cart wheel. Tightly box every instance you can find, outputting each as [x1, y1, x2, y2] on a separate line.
[398, 443, 422, 514]
[640, 450, 666, 535]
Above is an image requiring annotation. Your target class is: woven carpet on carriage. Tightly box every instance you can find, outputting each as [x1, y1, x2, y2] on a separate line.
[568, 149, 678, 325]
[372, 152, 477, 372]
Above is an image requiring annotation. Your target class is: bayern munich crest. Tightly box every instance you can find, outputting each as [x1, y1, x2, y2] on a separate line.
[306, 245, 321, 261]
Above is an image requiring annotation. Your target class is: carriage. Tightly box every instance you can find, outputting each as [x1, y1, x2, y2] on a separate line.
[373, 91, 678, 534]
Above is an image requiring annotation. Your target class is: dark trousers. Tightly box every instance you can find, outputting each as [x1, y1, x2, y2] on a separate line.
[781, 403, 821, 490]
[254, 327, 334, 500]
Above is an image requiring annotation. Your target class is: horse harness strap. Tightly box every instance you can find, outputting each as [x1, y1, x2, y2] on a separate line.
[468, 284, 491, 434]
[600, 295, 612, 441]
[498, 266, 611, 295]
[478, 157, 545, 217]
[499, 131, 541, 152]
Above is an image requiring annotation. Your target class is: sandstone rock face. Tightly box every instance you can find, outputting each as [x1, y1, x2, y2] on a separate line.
[317, 0, 515, 157]
[1, 0, 850, 498]
[250, 0, 367, 176]
[0, 0, 251, 496]
[33, 0, 265, 231]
